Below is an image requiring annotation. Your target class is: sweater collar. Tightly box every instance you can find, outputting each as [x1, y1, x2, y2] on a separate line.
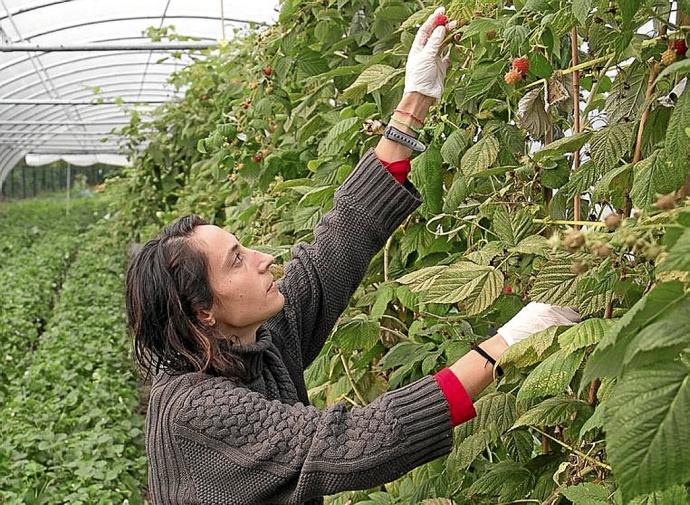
[233, 325, 272, 380]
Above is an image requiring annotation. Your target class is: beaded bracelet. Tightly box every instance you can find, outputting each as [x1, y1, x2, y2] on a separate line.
[389, 116, 421, 135]
[394, 108, 425, 125]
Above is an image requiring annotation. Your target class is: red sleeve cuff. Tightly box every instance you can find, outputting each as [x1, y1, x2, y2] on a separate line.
[433, 368, 477, 427]
[376, 156, 411, 185]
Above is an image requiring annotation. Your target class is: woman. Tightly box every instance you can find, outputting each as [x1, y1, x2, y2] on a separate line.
[125, 8, 579, 504]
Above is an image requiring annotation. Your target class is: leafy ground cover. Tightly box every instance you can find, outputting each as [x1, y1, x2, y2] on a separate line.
[0, 198, 146, 503]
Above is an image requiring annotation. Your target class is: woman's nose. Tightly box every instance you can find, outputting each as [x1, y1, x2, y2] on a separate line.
[258, 252, 274, 272]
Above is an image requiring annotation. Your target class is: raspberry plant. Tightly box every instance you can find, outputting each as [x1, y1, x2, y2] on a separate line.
[113, 0, 690, 502]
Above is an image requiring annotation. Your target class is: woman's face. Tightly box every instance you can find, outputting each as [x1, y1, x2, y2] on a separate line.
[192, 225, 285, 344]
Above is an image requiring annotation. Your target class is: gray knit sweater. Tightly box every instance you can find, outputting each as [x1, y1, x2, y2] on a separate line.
[146, 148, 455, 504]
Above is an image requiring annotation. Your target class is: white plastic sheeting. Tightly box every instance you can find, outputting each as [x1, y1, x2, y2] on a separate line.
[0, 0, 278, 188]
[25, 153, 129, 167]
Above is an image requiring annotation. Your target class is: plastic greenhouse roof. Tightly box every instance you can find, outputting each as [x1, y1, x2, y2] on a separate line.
[0, 0, 278, 185]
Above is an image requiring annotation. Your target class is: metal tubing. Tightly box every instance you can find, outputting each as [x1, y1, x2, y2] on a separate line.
[0, 42, 218, 52]
[0, 98, 171, 104]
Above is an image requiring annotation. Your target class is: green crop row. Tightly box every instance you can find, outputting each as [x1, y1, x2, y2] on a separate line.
[0, 216, 147, 504]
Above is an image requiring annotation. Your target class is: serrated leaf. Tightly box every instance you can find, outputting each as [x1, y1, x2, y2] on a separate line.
[317, 117, 360, 157]
[580, 403, 606, 438]
[498, 326, 561, 369]
[443, 172, 469, 213]
[530, 254, 581, 306]
[665, 88, 690, 175]
[590, 123, 635, 173]
[441, 129, 469, 167]
[452, 429, 495, 468]
[656, 228, 690, 273]
[584, 282, 686, 382]
[466, 241, 504, 266]
[396, 265, 446, 291]
[410, 146, 444, 216]
[514, 397, 593, 428]
[606, 62, 647, 123]
[517, 87, 550, 137]
[631, 149, 686, 210]
[458, 391, 518, 438]
[592, 163, 633, 202]
[572, 0, 592, 26]
[399, 223, 434, 262]
[628, 485, 690, 505]
[517, 349, 584, 404]
[468, 461, 532, 501]
[576, 271, 618, 317]
[562, 482, 610, 504]
[533, 132, 592, 162]
[380, 341, 433, 369]
[606, 360, 690, 501]
[425, 262, 503, 315]
[655, 59, 690, 82]
[332, 314, 380, 352]
[343, 65, 402, 99]
[492, 207, 535, 248]
[460, 134, 499, 176]
[508, 235, 550, 256]
[558, 318, 613, 353]
[620, 0, 642, 25]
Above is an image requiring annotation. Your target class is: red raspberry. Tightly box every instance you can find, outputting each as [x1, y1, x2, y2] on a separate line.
[503, 285, 513, 295]
[672, 39, 688, 57]
[504, 69, 522, 85]
[661, 48, 677, 66]
[262, 65, 273, 77]
[433, 14, 448, 27]
[241, 100, 250, 109]
[511, 57, 529, 76]
[252, 153, 263, 163]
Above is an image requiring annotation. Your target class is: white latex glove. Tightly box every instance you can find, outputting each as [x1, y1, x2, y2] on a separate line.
[497, 302, 581, 347]
[404, 6, 453, 101]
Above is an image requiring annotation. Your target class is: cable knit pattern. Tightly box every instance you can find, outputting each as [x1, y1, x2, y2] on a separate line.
[146, 149, 459, 504]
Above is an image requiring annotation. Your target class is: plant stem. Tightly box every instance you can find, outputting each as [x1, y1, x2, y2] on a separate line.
[533, 218, 607, 227]
[529, 426, 612, 471]
[340, 354, 367, 406]
[571, 27, 582, 227]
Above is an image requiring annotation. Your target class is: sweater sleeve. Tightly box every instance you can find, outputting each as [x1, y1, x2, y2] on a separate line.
[276, 148, 422, 368]
[172, 375, 454, 504]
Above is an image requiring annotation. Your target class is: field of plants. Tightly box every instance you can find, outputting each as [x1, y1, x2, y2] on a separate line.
[0, 197, 147, 503]
[1, 0, 689, 502]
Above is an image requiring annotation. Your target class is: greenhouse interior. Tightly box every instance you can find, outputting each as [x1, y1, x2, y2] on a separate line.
[1, 0, 689, 503]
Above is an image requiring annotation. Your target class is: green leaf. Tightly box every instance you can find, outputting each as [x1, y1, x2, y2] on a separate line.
[517, 87, 550, 137]
[655, 58, 690, 83]
[441, 130, 469, 166]
[396, 266, 446, 291]
[584, 282, 686, 382]
[317, 117, 360, 157]
[343, 65, 403, 99]
[592, 163, 633, 202]
[533, 132, 592, 162]
[590, 123, 635, 173]
[517, 349, 584, 404]
[425, 262, 503, 315]
[332, 315, 380, 352]
[492, 207, 535, 248]
[499, 326, 561, 369]
[620, 0, 642, 26]
[572, 0, 592, 26]
[443, 172, 469, 213]
[562, 482, 610, 504]
[606, 360, 690, 501]
[508, 235, 550, 256]
[606, 62, 647, 123]
[530, 254, 581, 306]
[457, 391, 518, 439]
[410, 146, 444, 216]
[460, 134, 499, 176]
[529, 52, 554, 79]
[468, 461, 532, 501]
[656, 228, 690, 273]
[631, 150, 685, 210]
[558, 318, 613, 353]
[664, 88, 690, 175]
[513, 397, 593, 428]
[380, 341, 433, 369]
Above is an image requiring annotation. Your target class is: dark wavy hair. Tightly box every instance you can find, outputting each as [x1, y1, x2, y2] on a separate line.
[125, 215, 247, 382]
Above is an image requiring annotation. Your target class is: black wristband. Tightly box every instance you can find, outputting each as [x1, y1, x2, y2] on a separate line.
[470, 343, 504, 378]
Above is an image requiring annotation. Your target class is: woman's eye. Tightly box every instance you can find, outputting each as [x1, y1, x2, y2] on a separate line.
[233, 253, 243, 266]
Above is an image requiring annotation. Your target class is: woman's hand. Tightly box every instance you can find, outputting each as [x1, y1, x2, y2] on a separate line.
[497, 302, 581, 347]
[404, 7, 453, 102]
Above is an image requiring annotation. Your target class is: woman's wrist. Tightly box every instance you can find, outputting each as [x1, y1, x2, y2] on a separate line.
[373, 92, 434, 163]
[397, 91, 435, 121]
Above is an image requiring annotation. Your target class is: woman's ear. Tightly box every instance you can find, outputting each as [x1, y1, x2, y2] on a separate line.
[196, 309, 216, 327]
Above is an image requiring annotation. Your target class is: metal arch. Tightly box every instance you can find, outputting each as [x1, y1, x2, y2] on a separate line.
[0, 0, 74, 22]
[0, 85, 176, 123]
[3, 69, 172, 101]
[1, 104, 152, 129]
[137, 0, 173, 102]
[15, 14, 267, 41]
[0, 46, 194, 74]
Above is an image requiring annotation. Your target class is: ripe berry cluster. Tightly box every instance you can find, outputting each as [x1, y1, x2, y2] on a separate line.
[504, 57, 529, 85]
[661, 39, 688, 66]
